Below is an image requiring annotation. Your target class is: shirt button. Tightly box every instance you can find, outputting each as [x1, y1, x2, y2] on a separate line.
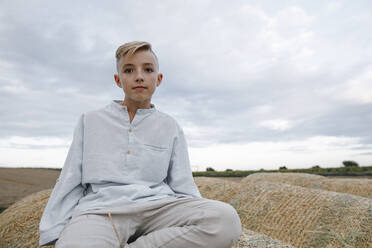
[127, 150, 131, 154]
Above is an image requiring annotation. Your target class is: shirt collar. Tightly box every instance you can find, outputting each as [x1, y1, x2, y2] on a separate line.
[111, 100, 156, 114]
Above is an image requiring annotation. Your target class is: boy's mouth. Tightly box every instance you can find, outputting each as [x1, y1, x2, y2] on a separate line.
[133, 86, 147, 92]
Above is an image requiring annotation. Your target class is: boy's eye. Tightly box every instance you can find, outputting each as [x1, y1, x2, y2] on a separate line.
[145, 68, 153, 72]
[123, 68, 133, 73]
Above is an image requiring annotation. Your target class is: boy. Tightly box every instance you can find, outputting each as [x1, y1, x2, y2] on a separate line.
[39, 41, 242, 247]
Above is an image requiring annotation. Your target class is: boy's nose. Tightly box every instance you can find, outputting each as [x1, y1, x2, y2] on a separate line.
[135, 71, 144, 82]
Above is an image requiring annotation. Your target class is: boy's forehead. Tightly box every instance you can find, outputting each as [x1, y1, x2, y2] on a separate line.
[119, 50, 157, 66]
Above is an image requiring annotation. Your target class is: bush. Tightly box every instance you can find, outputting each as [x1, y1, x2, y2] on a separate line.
[226, 169, 233, 172]
[191, 166, 372, 178]
[342, 160, 359, 167]
[279, 166, 287, 170]
[312, 165, 321, 169]
[206, 167, 215, 172]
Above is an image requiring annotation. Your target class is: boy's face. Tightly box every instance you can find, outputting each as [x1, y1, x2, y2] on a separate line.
[114, 50, 163, 107]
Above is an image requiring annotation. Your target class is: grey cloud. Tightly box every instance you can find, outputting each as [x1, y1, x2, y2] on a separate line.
[156, 55, 372, 145]
[1, 0, 372, 153]
[352, 145, 372, 150]
[358, 152, 372, 156]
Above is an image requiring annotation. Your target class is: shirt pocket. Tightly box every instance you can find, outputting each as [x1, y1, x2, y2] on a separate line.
[134, 143, 170, 182]
[142, 143, 168, 152]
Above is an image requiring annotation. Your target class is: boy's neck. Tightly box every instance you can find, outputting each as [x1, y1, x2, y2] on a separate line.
[120, 99, 152, 123]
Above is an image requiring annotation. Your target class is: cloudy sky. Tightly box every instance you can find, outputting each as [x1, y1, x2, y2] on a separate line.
[1, 0, 371, 171]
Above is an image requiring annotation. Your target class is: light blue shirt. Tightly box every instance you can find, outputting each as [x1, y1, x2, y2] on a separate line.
[39, 100, 201, 246]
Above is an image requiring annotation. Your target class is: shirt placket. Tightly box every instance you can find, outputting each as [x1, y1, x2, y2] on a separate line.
[122, 107, 133, 165]
[126, 111, 143, 160]
[127, 124, 133, 156]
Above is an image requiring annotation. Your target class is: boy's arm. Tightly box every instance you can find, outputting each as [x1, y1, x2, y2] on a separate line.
[167, 123, 201, 198]
[39, 114, 86, 246]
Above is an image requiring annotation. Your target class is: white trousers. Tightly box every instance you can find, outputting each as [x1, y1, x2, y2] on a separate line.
[55, 196, 242, 248]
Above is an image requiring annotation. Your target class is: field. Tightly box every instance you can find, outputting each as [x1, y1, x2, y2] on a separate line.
[1, 168, 371, 247]
[0, 168, 60, 212]
[192, 165, 372, 177]
[0, 167, 371, 212]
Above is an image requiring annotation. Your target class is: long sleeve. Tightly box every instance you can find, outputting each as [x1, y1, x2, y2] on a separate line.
[39, 114, 86, 246]
[167, 123, 201, 198]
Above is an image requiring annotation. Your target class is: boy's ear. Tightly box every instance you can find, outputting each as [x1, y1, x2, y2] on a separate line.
[156, 73, 163, 87]
[114, 74, 122, 88]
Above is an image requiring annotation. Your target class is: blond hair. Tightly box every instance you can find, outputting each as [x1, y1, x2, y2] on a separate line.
[115, 41, 159, 71]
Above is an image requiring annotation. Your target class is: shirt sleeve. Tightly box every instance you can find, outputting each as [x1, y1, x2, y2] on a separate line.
[167, 122, 201, 198]
[39, 114, 86, 246]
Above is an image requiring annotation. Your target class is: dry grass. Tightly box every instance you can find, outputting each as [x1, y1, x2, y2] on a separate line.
[0, 187, 293, 248]
[196, 175, 372, 247]
[241, 173, 372, 198]
[232, 181, 372, 247]
[194, 177, 240, 203]
[0, 189, 53, 248]
[1, 174, 372, 248]
[232, 228, 294, 248]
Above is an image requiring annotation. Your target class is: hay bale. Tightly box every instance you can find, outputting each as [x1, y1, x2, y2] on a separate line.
[320, 178, 372, 199]
[0, 189, 54, 248]
[1, 187, 291, 248]
[231, 181, 372, 248]
[232, 228, 295, 248]
[241, 173, 372, 198]
[194, 177, 240, 204]
[3, 177, 372, 248]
